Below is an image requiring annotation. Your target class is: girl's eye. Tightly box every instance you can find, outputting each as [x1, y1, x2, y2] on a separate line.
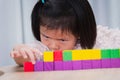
[44, 36, 49, 38]
[59, 39, 66, 42]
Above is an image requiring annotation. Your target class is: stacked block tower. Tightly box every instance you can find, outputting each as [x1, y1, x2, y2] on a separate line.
[24, 49, 120, 72]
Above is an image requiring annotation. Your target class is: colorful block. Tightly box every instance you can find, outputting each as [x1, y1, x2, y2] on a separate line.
[82, 60, 92, 69]
[63, 50, 72, 61]
[44, 62, 54, 71]
[34, 60, 43, 71]
[101, 59, 111, 68]
[111, 49, 119, 58]
[72, 50, 83, 60]
[101, 49, 111, 59]
[92, 60, 101, 68]
[73, 61, 82, 70]
[43, 51, 53, 62]
[24, 62, 34, 72]
[111, 58, 120, 68]
[24, 48, 120, 72]
[63, 61, 72, 70]
[81, 49, 101, 60]
[54, 50, 62, 61]
[54, 61, 63, 70]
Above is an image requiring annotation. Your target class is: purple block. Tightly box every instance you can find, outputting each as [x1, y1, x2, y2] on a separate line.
[92, 60, 101, 69]
[44, 62, 54, 71]
[101, 59, 111, 68]
[54, 61, 63, 70]
[63, 61, 72, 70]
[34, 60, 43, 71]
[82, 60, 92, 69]
[111, 59, 120, 68]
[73, 61, 82, 70]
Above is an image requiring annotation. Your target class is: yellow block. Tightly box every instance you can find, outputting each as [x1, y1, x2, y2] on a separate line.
[72, 50, 84, 60]
[72, 49, 101, 61]
[43, 51, 53, 62]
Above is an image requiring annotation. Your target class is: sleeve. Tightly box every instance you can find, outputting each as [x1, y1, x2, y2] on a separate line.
[26, 40, 50, 53]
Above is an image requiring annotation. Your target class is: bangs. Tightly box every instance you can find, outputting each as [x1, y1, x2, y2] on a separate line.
[40, 16, 77, 35]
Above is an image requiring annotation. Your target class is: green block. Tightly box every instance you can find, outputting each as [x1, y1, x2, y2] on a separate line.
[111, 49, 119, 58]
[119, 49, 120, 57]
[101, 49, 111, 59]
[63, 50, 72, 61]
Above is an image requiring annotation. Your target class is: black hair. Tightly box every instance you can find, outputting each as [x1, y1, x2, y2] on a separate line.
[31, 0, 97, 49]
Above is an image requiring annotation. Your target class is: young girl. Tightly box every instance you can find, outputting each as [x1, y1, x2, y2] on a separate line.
[10, 0, 120, 66]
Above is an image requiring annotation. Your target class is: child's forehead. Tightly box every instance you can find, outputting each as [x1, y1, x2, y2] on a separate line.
[40, 26, 72, 35]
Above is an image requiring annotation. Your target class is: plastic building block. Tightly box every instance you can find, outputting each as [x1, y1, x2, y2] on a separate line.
[101, 59, 111, 68]
[34, 60, 43, 71]
[111, 59, 120, 68]
[63, 50, 72, 61]
[111, 49, 119, 58]
[24, 62, 34, 72]
[54, 61, 63, 70]
[44, 62, 54, 71]
[82, 60, 92, 69]
[54, 50, 62, 61]
[43, 51, 53, 62]
[82, 49, 101, 60]
[63, 61, 72, 70]
[101, 49, 111, 59]
[73, 61, 82, 70]
[92, 60, 101, 68]
[72, 50, 83, 60]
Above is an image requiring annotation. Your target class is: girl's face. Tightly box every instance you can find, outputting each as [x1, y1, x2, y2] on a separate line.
[40, 26, 77, 50]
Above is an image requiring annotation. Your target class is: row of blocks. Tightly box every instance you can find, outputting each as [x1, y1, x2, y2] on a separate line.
[24, 49, 120, 72]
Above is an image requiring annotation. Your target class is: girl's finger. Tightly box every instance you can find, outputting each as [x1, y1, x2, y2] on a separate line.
[10, 51, 21, 58]
[19, 48, 28, 59]
[24, 48, 36, 64]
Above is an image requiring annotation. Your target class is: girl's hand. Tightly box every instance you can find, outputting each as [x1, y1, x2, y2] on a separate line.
[10, 44, 42, 64]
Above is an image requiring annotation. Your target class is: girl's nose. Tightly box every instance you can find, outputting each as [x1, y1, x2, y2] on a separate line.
[48, 41, 59, 50]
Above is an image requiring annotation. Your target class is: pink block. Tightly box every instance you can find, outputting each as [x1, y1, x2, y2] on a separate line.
[101, 59, 111, 68]
[111, 58, 120, 68]
[73, 61, 82, 70]
[63, 61, 72, 70]
[92, 60, 101, 69]
[54, 61, 63, 70]
[44, 62, 54, 71]
[34, 60, 43, 71]
[82, 60, 92, 69]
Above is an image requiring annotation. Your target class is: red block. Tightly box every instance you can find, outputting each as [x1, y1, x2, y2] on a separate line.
[54, 50, 62, 61]
[24, 62, 34, 72]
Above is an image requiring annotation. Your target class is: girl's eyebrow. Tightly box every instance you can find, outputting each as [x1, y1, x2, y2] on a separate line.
[40, 32, 69, 41]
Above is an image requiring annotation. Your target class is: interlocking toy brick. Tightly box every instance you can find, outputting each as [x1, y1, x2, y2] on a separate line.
[24, 62, 34, 72]
[73, 61, 82, 70]
[44, 62, 54, 71]
[63, 61, 72, 70]
[101, 49, 111, 59]
[111, 59, 120, 68]
[24, 48, 120, 72]
[54, 50, 62, 61]
[82, 60, 92, 69]
[63, 50, 72, 61]
[54, 61, 63, 70]
[72, 50, 83, 60]
[81, 49, 101, 60]
[43, 51, 53, 62]
[101, 59, 111, 68]
[111, 49, 119, 58]
[34, 60, 43, 71]
[92, 60, 101, 68]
